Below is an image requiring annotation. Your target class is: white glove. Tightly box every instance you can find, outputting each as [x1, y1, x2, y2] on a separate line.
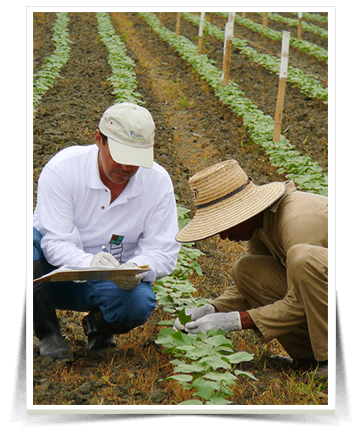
[184, 311, 242, 335]
[109, 262, 147, 290]
[173, 304, 215, 331]
[90, 252, 119, 268]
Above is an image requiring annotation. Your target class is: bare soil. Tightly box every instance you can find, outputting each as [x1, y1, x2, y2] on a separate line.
[33, 12, 328, 407]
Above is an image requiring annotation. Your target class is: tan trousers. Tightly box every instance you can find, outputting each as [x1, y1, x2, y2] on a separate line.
[211, 244, 328, 361]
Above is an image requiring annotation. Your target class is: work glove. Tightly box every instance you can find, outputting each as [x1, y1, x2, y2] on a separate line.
[109, 262, 147, 290]
[90, 252, 120, 268]
[184, 311, 242, 335]
[173, 303, 215, 331]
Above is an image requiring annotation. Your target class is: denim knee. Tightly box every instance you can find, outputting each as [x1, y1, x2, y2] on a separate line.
[99, 281, 157, 331]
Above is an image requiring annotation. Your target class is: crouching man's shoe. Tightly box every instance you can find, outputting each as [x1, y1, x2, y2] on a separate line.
[269, 354, 294, 368]
[82, 309, 118, 353]
[39, 333, 74, 361]
[33, 259, 74, 362]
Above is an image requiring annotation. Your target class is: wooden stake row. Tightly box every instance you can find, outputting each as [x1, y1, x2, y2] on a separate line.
[167, 13, 292, 143]
[235, 12, 303, 39]
[173, 12, 303, 40]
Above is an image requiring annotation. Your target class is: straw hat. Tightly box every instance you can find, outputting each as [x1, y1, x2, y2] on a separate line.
[176, 159, 287, 243]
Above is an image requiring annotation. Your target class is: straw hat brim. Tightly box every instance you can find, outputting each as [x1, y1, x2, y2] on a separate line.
[176, 181, 287, 243]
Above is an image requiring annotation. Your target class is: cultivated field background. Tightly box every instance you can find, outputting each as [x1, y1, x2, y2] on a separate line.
[32, 11, 329, 409]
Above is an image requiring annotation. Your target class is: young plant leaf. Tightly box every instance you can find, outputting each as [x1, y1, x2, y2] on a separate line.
[177, 308, 192, 326]
[179, 400, 204, 405]
[204, 372, 237, 385]
[192, 377, 220, 400]
[167, 374, 193, 383]
[226, 351, 254, 365]
[172, 362, 206, 373]
[206, 396, 233, 405]
[234, 369, 259, 381]
[199, 355, 232, 370]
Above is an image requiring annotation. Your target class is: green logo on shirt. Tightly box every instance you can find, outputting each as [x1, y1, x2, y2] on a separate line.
[109, 234, 124, 262]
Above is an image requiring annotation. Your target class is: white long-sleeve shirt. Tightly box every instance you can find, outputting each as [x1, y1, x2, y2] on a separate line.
[33, 144, 181, 283]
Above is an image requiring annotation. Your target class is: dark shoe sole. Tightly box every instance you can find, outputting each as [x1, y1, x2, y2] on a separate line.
[88, 333, 118, 353]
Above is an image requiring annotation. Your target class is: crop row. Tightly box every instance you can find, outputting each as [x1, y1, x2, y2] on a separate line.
[217, 12, 328, 63]
[291, 12, 328, 24]
[256, 12, 328, 39]
[183, 12, 328, 104]
[33, 12, 71, 114]
[96, 12, 142, 104]
[140, 12, 327, 196]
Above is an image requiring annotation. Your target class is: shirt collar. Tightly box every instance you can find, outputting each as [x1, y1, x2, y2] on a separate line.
[267, 180, 296, 214]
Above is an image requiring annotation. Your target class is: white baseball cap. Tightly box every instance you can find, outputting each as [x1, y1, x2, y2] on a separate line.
[98, 102, 155, 169]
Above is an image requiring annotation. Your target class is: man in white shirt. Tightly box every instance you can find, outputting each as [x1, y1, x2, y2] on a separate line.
[33, 102, 180, 360]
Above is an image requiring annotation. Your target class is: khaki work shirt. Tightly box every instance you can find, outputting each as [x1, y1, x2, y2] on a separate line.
[246, 181, 328, 266]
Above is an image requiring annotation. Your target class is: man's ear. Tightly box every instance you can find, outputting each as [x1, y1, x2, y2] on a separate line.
[94, 129, 102, 148]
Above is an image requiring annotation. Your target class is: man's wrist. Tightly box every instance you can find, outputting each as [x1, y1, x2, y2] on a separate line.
[240, 311, 257, 330]
[210, 303, 219, 313]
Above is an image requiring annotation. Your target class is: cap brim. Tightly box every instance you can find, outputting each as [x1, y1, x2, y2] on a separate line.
[176, 182, 287, 243]
[108, 138, 153, 169]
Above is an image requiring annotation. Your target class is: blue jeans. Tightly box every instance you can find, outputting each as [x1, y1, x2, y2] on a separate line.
[33, 227, 156, 331]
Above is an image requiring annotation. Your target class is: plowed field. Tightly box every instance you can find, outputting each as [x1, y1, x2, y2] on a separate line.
[32, 11, 328, 408]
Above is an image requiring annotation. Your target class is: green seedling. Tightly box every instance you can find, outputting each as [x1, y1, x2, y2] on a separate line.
[33, 13, 71, 113]
[156, 328, 257, 404]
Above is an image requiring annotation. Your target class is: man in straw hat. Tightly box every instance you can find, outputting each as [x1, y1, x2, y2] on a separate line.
[33, 102, 180, 360]
[174, 159, 328, 381]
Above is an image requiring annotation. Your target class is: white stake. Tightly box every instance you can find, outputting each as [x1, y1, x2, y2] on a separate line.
[221, 12, 235, 86]
[273, 31, 290, 142]
[198, 12, 205, 55]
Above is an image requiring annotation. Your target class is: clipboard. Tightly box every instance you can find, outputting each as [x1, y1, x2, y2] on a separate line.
[33, 265, 150, 283]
